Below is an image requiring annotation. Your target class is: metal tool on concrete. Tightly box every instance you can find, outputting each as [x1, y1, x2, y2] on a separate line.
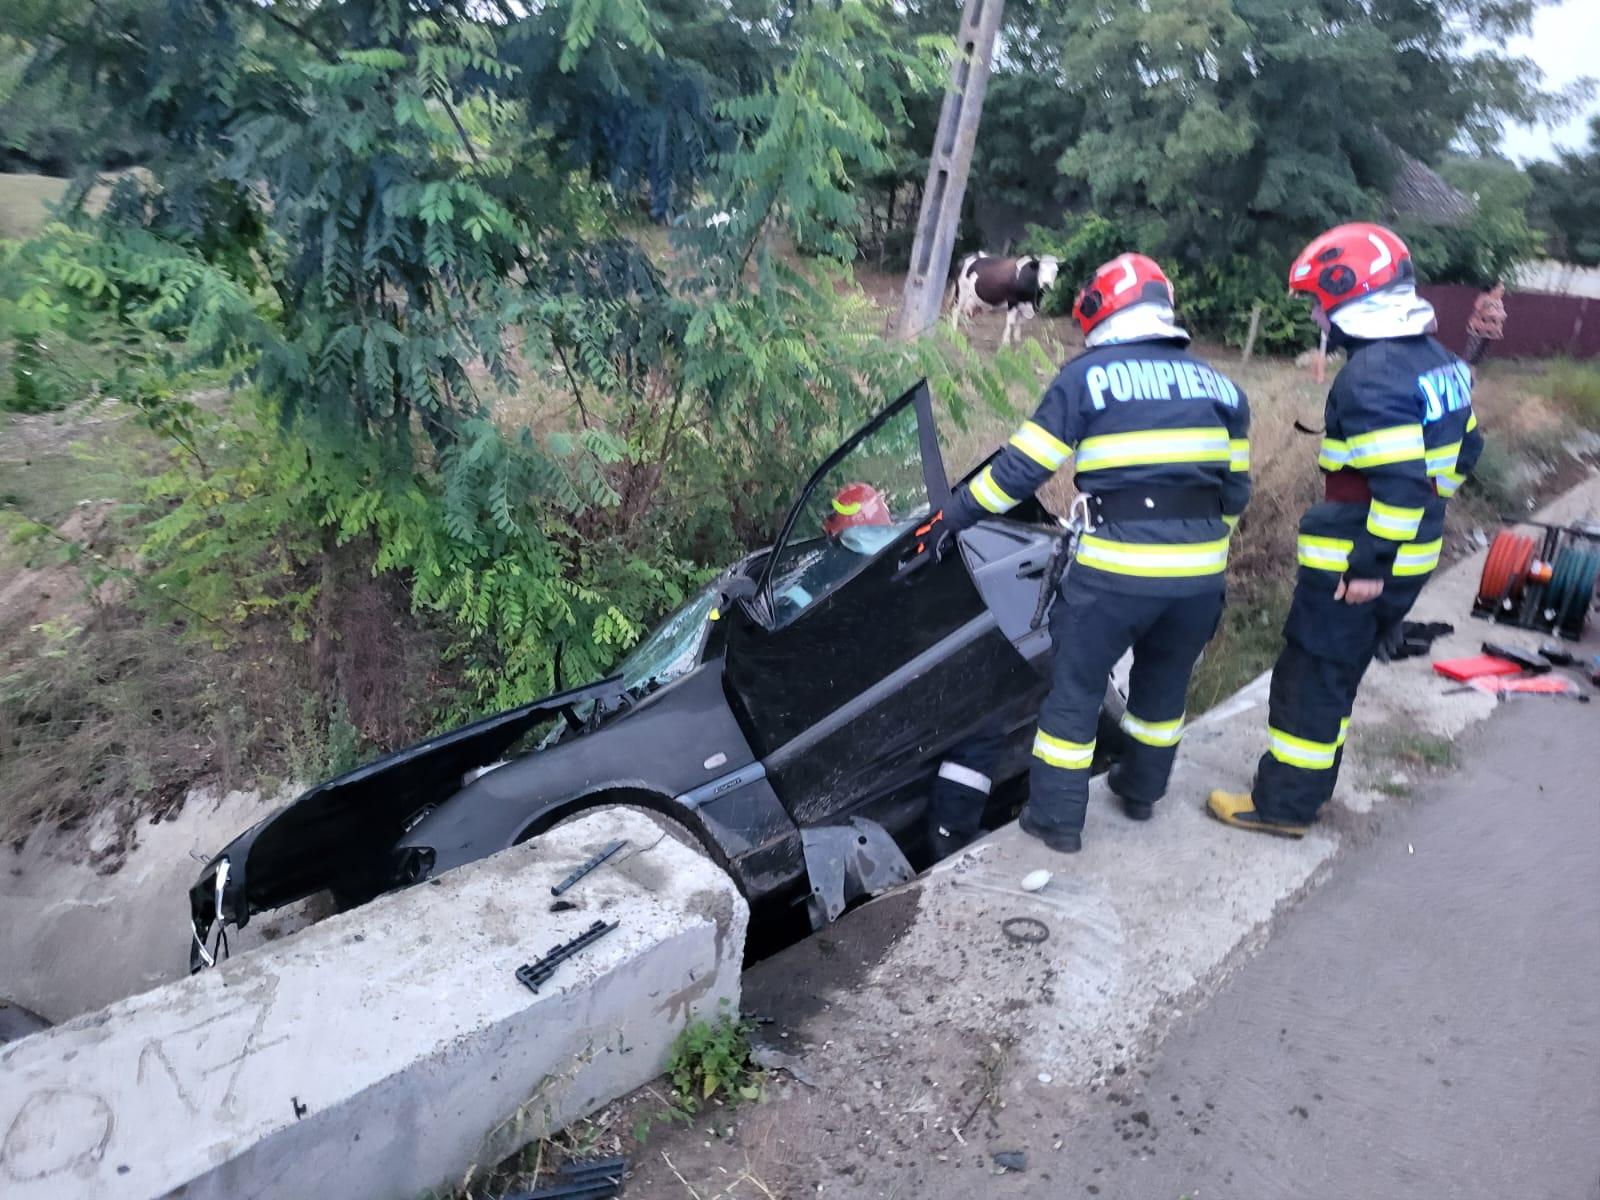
[515, 920, 619, 993]
[551, 839, 628, 896]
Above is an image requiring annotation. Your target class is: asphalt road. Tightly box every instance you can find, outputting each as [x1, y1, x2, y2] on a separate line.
[1037, 697, 1600, 1200]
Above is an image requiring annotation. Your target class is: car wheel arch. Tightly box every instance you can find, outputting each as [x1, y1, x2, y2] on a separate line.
[510, 787, 741, 889]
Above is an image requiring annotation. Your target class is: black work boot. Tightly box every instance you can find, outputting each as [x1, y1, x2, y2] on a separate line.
[1107, 766, 1154, 821]
[928, 822, 971, 862]
[1017, 804, 1082, 854]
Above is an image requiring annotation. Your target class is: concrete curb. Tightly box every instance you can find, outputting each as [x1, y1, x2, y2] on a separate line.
[0, 809, 748, 1200]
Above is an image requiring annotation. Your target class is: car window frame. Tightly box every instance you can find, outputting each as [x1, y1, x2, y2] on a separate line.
[752, 379, 951, 628]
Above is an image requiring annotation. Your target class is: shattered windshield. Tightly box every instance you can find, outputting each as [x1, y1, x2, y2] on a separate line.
[617, 585, 718, 691]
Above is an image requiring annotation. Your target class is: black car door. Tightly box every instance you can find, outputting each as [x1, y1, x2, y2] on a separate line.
[721, 382, 1042, 827]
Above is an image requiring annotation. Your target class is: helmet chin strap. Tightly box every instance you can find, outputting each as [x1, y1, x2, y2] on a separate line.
[1085, 302, 1190, 348]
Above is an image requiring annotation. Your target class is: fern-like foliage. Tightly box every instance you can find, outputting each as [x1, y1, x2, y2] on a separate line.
[8, 0, 1047, 721]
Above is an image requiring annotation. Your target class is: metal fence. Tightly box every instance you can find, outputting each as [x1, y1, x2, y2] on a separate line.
[1420, 284, 1598, 360]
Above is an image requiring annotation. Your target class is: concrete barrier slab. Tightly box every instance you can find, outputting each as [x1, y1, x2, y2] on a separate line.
[0, 808, 747, 1200]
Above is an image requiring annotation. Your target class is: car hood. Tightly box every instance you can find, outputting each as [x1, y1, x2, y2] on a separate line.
[187, 675, 624, 960]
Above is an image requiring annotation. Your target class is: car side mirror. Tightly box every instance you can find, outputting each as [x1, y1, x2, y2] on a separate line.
[716, 575, 758, 612]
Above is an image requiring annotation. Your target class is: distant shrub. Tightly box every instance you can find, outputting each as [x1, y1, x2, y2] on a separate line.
[1545, 359, 1600, 431]
[1024, 214, 1136, 316]
[1022, 220, 1315, 354]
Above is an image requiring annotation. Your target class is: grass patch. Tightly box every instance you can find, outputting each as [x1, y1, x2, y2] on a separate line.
[1545, 359, 1600, 432]
[1368, 729, 1455, 772]
[0, 172, 69, 241]
[1188, 579, 1290, 713]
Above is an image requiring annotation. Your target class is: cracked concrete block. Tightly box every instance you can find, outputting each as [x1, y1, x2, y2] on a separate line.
[0, 808, 747, 1200]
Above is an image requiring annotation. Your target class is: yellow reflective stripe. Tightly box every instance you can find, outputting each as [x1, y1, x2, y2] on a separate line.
[1318, 438, 1351, 471]
[1297, 534, 1353, 572]
[1425, 439, 1462, 475]
[1346, 423, 1425, 468]
[1076, 535, 1230, 578]
[1434, 470, 1464, 497]
[1032, 729, 1095, 770]
[1268, 726, 1339, 770]
[1335, 716, 1351, 748]
[1229, 438, 1250, 472]
[1366, 499, 1424, 541]
[832, 497, 861, 515]
[969, 465, 1019, 514]
[1009, 420, 1071, 471]
[1393, 537, 1443, 577]
[1121, 711, 1185, 748]
[1467, 412, 1478, 432]
[1075, 427, 1230, 472]
[1223, 513, 1239, 531]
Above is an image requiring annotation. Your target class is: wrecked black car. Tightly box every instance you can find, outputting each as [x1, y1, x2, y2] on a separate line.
[188, 381, 1126, 968]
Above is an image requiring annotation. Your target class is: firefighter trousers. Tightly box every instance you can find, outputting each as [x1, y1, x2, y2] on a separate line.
[928, 725, 1008, 846]
[1029, 575, 1225, 835]
[1253, 570, 1428, 825]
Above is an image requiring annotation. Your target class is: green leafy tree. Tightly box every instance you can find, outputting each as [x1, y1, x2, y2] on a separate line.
[1402, 153, 1544, 284]
[1047, 0, 1565, 270]
[1529, 116, 1600, 266]
[7, 0, 1030, 715]
[0, 0, 160, 172]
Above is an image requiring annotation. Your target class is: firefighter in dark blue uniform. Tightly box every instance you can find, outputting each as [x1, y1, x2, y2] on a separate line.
[1210, 223, 1483, 837]
[918, 254, 1251, 854]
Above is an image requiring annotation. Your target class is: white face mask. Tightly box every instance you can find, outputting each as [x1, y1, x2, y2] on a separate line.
[1085, 302, 1190, 348]
[838, 525, 896, 555]
[1327, 283, 1437, 339]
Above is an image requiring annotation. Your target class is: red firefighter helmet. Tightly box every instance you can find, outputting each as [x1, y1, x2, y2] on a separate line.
[1288, 222, 1414, 314]
[822, 482, 891, 538]
[1072, 253, 1174, 336]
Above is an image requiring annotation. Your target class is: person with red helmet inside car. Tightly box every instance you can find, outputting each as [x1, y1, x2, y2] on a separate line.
[1209, 223, 1483, 838]
[822, 481, 894, 550]
[918, 253, 1252, 855]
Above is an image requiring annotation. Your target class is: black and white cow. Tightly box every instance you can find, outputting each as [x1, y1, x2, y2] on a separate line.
[949, 253, 1062, 346]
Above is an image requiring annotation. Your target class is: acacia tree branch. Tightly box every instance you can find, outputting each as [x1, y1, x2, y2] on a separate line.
[219, 0, 339, 62]
[440, 93, 485, 168]
[551, 342, 594, 427]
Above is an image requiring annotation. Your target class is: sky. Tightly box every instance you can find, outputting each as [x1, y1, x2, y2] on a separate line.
[1497, 0, 1600, 164]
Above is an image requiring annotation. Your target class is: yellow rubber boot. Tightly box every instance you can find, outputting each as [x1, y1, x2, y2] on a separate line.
[1207, 790, 1309, 839]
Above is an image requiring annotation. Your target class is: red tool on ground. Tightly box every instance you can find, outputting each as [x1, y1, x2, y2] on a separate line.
[1466, 674, 1587, 700]
[1433, 655, 1523, 682]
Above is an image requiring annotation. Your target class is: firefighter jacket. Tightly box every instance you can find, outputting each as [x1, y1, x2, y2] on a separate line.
[1300, 334, 1483, 583]
[947, 336, 1251, 596]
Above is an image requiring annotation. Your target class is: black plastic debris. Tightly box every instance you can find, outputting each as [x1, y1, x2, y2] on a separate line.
[515, 920, 618, 993]
[1374, 620, 1454, 663]
[504, 1154, 626, 1199]
[992, 1149, 1028, 1173]
[551, 840, 628, 897]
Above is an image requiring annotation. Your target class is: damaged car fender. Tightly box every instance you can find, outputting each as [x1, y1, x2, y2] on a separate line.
[394, 660, 800, 897]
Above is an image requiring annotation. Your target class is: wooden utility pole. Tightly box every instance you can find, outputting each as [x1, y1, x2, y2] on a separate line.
[894, 0, 1006, 341]
[1241, 303, 1263, 362]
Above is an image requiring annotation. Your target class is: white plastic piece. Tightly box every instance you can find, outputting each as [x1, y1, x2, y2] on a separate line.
[1020, 869, 1052, 893]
